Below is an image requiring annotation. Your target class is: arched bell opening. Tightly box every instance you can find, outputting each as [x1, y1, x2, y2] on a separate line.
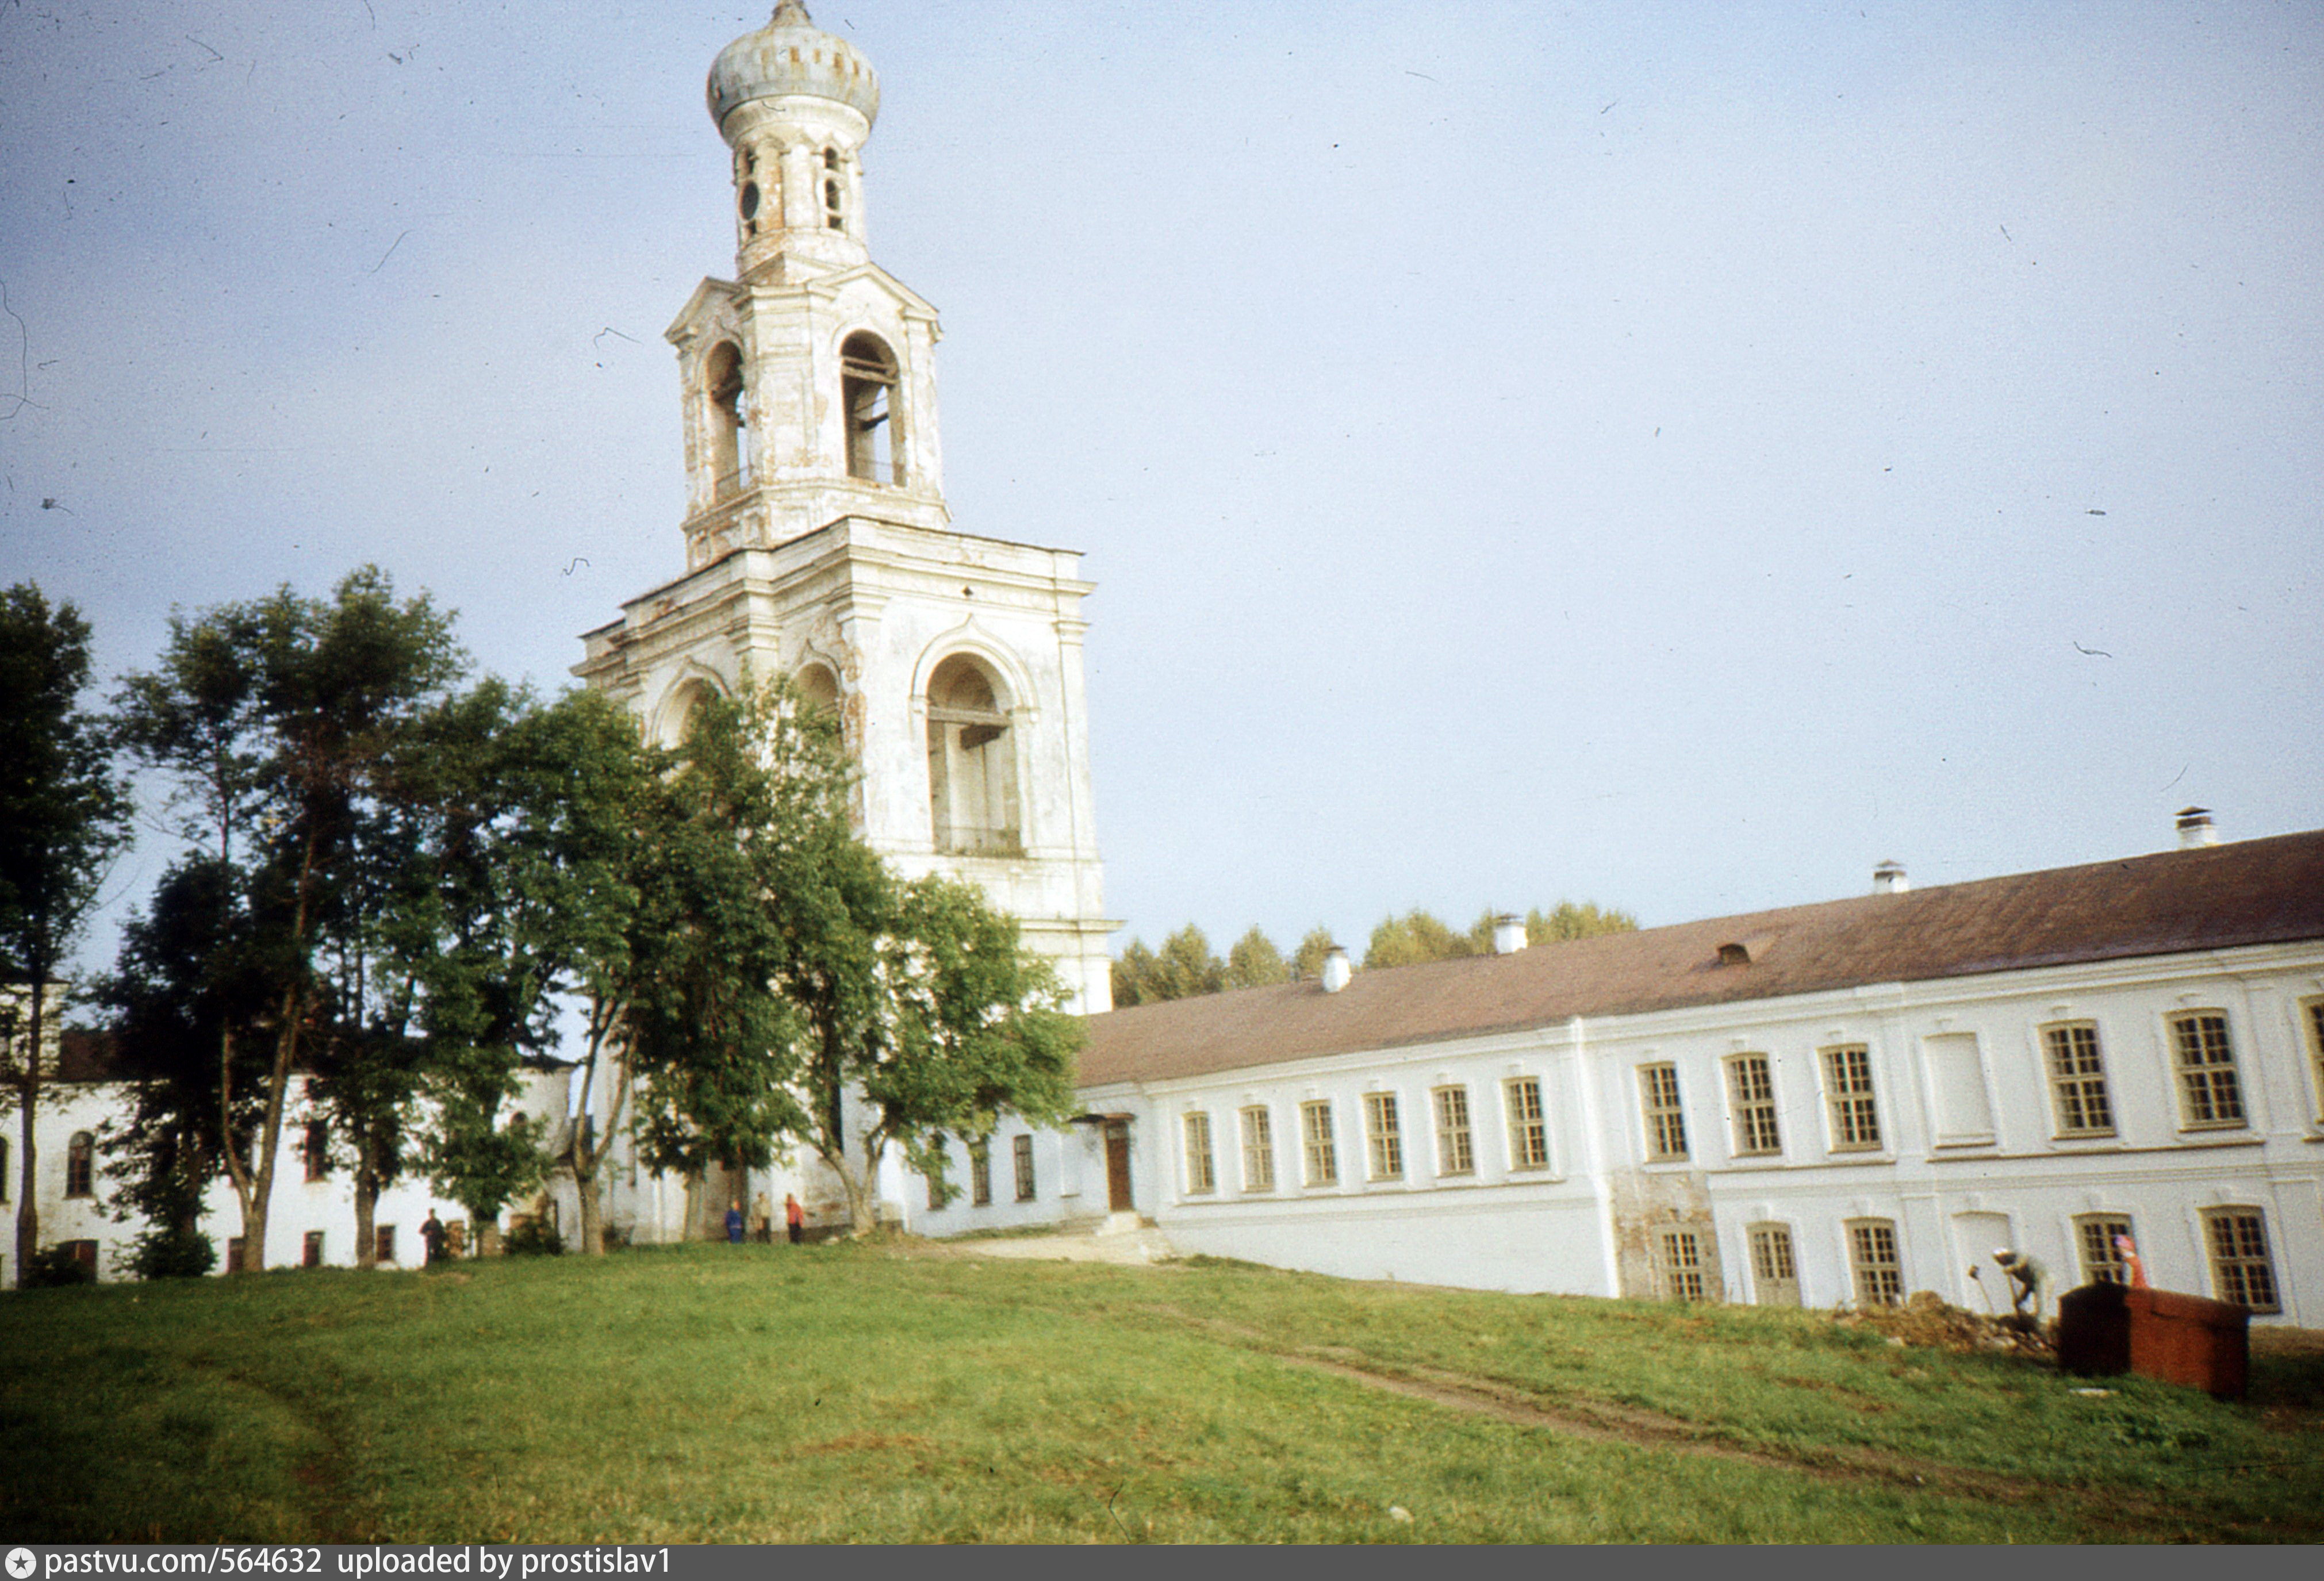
[925, 653, 1019, 856]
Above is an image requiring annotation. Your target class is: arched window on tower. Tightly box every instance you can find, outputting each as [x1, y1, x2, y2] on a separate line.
[821, 146, 846, 231]
[705, 342, 750, 499]
[926, 655, 1020, 857]
[795, 662, 841, 722]
[738, 145, 764, 238]
[841, 333, 902, 485]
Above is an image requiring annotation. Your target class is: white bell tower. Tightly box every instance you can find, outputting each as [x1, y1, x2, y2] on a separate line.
[577, 3, 1117, 1012]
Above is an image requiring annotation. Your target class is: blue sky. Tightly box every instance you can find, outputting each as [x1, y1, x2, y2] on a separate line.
[3, 1, 2320, 978]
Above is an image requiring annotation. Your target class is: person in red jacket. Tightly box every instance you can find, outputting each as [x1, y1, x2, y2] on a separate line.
[784, 1193, 805, 1245]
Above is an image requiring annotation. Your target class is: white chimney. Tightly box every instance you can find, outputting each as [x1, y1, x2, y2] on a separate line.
[1320, 945, 1353, 993]
[2176, 807, 2218, 849]
[1872, 860, 1909, 895]
[1491, 914, 1528, 955]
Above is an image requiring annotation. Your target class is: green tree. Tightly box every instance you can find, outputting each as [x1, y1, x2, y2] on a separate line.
[1224, 926, 1288, 989]
[1526, 901, 1638, 943]
[114, 568, 463, 1271]
[0, 585, 134, 1285]
[1153, 924, 1225, 1000]
[1110, 939, 1161, 1008]
[1363, 909, 1472, 969]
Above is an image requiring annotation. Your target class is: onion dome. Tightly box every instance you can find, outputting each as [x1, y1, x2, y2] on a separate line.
[707, 1, 881, 134]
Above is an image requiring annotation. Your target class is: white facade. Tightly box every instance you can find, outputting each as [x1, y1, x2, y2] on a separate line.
[5, 1062, 573, 1286]
[1091, 945, 2324, 1323]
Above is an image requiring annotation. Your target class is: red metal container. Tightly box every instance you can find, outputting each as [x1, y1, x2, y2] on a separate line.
[2124, 1287, 2249, 1400]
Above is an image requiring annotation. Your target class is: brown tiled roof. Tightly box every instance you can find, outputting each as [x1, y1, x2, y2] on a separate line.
[1079, 830, 2324, 1087]
[56, 1029, 123, 1084]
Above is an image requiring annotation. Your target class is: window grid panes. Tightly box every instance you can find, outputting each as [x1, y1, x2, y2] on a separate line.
[302, 1230, 325, 1269]
[1182, 1112, 1216, 1195]
[1240, 1106, 1274, 1191]
[1823, 1045, 1882, 1150]
[968, 1141, 992, 1207]
[1639, 1064, 1688, 1161]
[1849, 1219, 1903, 1307]
[1301, 1100, 1337, 1187]
[1363, 1092, 1403, 1181]
[304, 1120, 330, 1181]
[1750, 1225, 1797, 1288]
[1662, 1230, 1707, 1302]
[64, 1131, 94, 1198]
[1727, 1055, 1782, 1156]
[2306, 997, 2324, 1120]
[2170, 1012, 2245, 1127]
[1013, 1134, 1036, 1202]
[1432, 1085, 1474, 1176]
[2043, 1023, 2114, 1135]
[1504, 1077, 1550, 1171]
[2076, 1215, 2133, 1286]
[2203, 1208, 2280, 1312]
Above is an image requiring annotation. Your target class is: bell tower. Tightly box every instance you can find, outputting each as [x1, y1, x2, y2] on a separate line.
[578, 3, 1117, 1012]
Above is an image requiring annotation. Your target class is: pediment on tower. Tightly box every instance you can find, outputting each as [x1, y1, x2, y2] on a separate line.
[806, 262, 940, 325]
[665, 277, 746, 347]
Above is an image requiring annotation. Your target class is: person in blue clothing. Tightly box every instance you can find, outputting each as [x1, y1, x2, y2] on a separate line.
[725, 1199, 745, 1244]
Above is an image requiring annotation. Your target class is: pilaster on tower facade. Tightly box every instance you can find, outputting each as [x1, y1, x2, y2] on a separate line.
[577, 2, 1117, 1012]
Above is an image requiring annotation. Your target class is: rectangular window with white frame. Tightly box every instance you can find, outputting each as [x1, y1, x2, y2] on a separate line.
[1013, 1133, 1037, 1202]
[2302, 997, 2324, 1123]
[2202, 1207, 2280, 1313]
[1504, 1076, 1550, 1172]
[1363, 1091, 1403, 1181]
[2074, 1214, 2134, 1286]
[1182, 1111, 1216, 1195]
[1639, 1063, 1688, 1161]
[1432, 1085, 1474, 1176]
[1660, 1230, 1708, 1302]
[1847, 1218, 1903, 1307]
[1239, 1106, 1274, 1191]
[2043, 1023, 2115, 1137]
[1725, 1054, 1782, 1157]
[1748, 1223, 1800, 1307]
[1300, 1100, 1337, 1187]
[968, 1140, 992, 1207]
[1821, 1044, 1882, 1150]
[2169, 1011, 2246, 1129]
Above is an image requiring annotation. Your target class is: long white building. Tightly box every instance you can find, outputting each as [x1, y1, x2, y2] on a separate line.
[907, 816, 2324, 1329]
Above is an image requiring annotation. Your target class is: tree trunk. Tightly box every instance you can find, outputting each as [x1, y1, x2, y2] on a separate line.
[570, 1120, 605, 1256]
[13, 981, 45, 1288]
[353, 1165, 378, 1270]
[13, 1086, 36, 1291]
[475, 1218, 500, 1257]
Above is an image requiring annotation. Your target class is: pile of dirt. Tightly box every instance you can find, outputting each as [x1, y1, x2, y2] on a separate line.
[1832, 1290, 2053, 1358]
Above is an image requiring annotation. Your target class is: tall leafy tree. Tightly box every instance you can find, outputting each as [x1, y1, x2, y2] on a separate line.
[1290, 927, 1337, 981]
[114, 568, 463, 1271]
[1224, 926, 1289, 989]
[1363, 909, 1472, 969]
[0, 585, 134, 1286]
[1524, 901, 1637, 943]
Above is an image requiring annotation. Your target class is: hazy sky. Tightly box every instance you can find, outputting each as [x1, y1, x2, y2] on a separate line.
[4, 1, 2320, 981]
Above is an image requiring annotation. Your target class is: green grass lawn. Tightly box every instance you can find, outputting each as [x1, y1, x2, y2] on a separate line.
[5, 1240, 2319, 1543]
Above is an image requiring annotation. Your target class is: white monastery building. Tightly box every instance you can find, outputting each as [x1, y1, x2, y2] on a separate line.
[17, 11, 2323, 1335]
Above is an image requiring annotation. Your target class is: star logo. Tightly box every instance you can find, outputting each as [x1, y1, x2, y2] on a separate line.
[6, 1547, 37, 1580]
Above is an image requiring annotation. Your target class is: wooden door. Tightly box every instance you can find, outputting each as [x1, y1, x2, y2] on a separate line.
[1105, 1119, 1133, 1211]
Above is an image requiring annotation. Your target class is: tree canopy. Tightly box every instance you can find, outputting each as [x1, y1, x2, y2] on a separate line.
[0, 584, 135, 1285]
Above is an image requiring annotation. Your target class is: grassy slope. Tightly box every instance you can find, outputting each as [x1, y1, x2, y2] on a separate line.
[3, 1242, 2319, 1544]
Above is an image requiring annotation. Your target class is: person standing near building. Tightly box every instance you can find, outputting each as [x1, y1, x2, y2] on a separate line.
[785, 1193, 805, 1245]
[751, 1192, 773, 1244]
[420, 1209, 447, 1267]
[725, 1199, 745, 1244]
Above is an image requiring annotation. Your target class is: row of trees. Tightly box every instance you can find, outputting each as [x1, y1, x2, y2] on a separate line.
[1111, 904, 1637, 1008]
[2, 571, 1080, 1284]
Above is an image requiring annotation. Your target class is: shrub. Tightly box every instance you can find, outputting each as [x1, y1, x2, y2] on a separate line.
[129, 1226, 217, 1281]
[505, 1218, 563, 1257]
[25, 1246, 95, 1288]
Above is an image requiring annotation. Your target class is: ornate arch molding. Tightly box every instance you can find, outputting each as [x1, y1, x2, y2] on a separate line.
[649, 658, 736, 747]
[909, 620, 1035, 716]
